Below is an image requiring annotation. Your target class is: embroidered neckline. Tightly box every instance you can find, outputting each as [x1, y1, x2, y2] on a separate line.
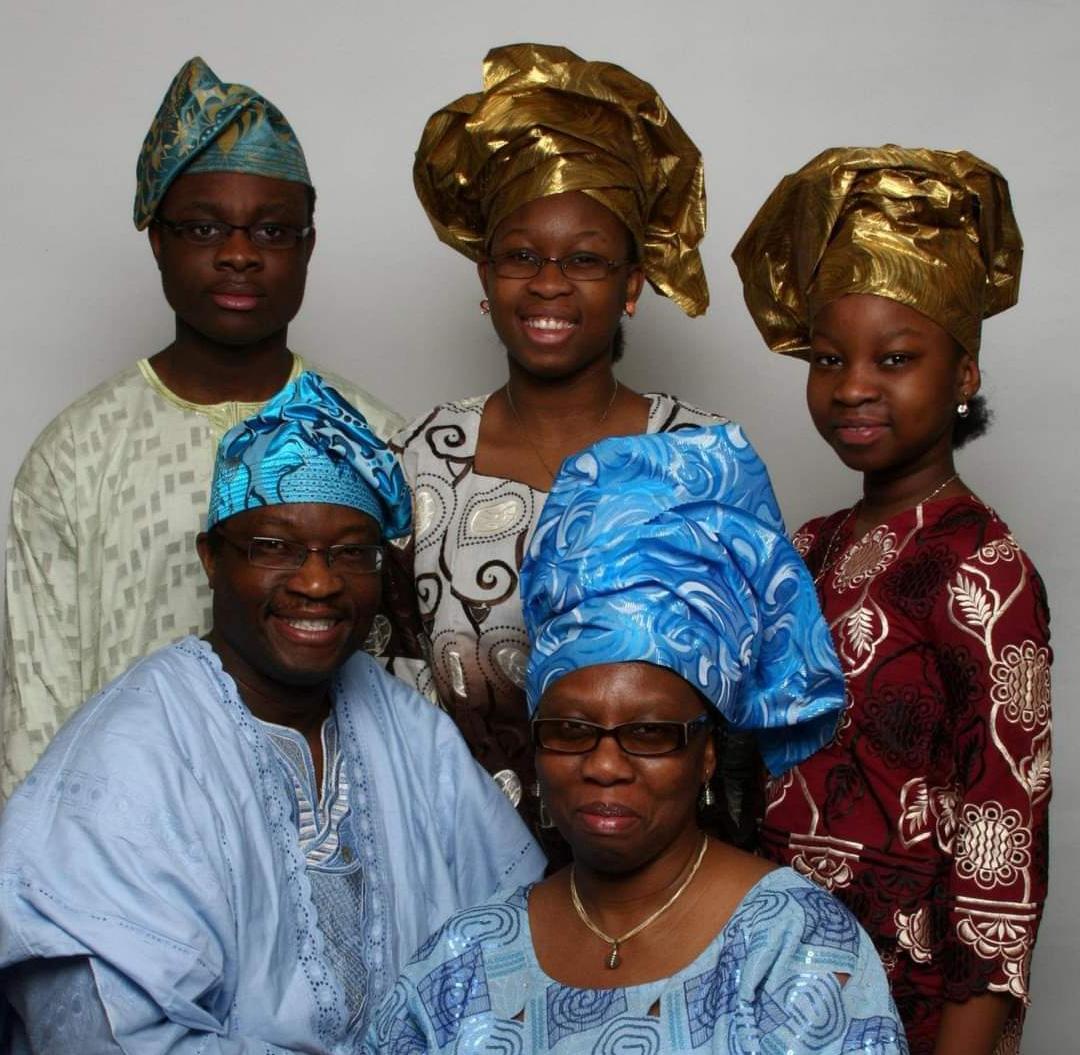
[137, 354, 306, 431]
[461, 391, 675, 495]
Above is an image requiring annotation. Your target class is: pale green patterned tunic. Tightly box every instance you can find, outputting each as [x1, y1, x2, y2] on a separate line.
[0, 356, 402, 799]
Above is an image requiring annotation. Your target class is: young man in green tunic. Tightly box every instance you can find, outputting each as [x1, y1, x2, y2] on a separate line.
[0, 57, 402, 799]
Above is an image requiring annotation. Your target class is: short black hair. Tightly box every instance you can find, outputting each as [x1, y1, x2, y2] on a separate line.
[305, 185, 317, 225]
[611, 321, 627, 363]
[953, 392, 992, 449]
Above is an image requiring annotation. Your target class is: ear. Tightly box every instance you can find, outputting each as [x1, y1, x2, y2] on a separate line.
[701, 727, 717, 786]
[477, 258, 490, 296]
[957, 351, 981, 402]
[148, 224, 163, 269]
[303, 225, 317, 264]
[196, 531, 217, 590]
[623, 265, 646, 316]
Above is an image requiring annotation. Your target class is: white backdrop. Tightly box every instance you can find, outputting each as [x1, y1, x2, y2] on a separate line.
[2, 2, 1076, 1048]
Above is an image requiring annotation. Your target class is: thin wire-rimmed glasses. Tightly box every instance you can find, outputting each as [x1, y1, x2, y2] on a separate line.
[214, 530, 383, 574]
[488, 249, 629, 282]
[531, 715, 713, 757]
[155, 217, 313, 250]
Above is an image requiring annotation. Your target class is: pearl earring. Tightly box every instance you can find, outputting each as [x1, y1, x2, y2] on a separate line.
[480, 299, 490, 316]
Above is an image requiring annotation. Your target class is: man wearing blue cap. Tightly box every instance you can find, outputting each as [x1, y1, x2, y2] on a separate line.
[0, 57, 402, 800]
[0, 374, 544, 1052]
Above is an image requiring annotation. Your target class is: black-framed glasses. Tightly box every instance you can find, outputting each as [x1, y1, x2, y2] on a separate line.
[531, 715, 713, 757]
[214, 530, 383, 574]
[155, 217, 313, 250]
[488, 249, 628, 282]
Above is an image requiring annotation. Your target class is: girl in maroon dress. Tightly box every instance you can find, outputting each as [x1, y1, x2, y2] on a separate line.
[733, 147, 1051, 1055]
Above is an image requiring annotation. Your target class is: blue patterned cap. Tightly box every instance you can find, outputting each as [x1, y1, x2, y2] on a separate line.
[207, 371, 410, 538]
[520, 425, 844, 775]
[135, 56, 312, 230]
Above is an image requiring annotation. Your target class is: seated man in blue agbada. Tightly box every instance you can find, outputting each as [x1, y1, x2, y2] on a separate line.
[0, 372, 545, 1053]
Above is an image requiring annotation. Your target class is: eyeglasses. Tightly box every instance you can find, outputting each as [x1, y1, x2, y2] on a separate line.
[488, 249, 628, 282]
[531, 715, 713, 757]
[214, 531, 383, 574]
[155, 217, 313, 250]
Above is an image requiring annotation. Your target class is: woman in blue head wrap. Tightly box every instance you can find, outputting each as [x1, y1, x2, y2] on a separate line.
[366, 427, 907, 1054]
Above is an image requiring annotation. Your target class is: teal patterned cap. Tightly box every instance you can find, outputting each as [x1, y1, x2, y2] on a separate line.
[134, 56, 312, 230]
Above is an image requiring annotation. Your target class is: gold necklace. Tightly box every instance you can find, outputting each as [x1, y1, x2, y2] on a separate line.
[813, 472, 960, 586]
[569, 835, 709, 969]
[504, 379, 620, 484]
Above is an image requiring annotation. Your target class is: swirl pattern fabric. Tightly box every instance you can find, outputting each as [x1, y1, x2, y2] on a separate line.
[134, 56, 312, 230]
[208, 371, 410, 537]
[731, 145, 1022, 356]
[520, 425, 843, 775]
[363, 870, 906, 1054]
[414, 42, 708, 317]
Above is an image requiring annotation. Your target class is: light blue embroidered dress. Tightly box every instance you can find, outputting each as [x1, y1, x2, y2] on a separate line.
[0, 638, 545, 1053]
[364, 869, 907, 1054]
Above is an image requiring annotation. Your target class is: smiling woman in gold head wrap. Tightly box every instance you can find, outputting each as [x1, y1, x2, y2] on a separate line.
[734, 147, 1049, 1055]
[385, 44, 761, 856]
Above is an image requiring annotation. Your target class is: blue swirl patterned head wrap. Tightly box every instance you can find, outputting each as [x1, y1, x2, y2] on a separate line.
[135, 56, 312, 230]
[207, 372, 410, 538]
[520, 425, 844, 775]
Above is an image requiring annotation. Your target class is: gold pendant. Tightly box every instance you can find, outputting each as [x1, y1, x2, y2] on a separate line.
[607, 942, 621, 969]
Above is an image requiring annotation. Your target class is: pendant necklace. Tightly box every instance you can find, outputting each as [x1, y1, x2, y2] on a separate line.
[504, 379, 619, 484]
[569, 834, 709, 969]
[813, 472, 960, 586]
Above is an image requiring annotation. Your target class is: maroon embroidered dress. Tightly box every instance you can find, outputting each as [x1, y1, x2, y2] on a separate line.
[760, 495, 1051, 1054]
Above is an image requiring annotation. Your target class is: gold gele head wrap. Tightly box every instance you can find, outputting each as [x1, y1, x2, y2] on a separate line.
[413, 42, 709, 317]
[731, 145, 1023, 356]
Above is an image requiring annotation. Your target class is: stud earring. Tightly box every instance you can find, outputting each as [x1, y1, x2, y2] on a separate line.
[957, 400, 970, 418]
[480, 299, 491, 316]
[699, 782, 716, 809]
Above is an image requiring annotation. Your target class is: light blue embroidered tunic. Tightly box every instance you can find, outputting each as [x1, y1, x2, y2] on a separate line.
[365, 869, 907, 1054]
[0, 638, 545, 1053]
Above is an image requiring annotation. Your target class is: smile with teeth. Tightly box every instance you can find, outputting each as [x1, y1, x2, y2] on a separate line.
[282, 617, 338, 631]
[523, 316, 576, 330]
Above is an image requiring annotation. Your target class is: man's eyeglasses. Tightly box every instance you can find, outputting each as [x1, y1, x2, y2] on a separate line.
[488, 249, 629, 282]
[214, 530, 383, 574]
[155, 218, 313, 250]
[531, 715, 713, 757]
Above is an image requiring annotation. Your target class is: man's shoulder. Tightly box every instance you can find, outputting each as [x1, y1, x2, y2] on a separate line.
[337, 652, 444, 725]
[14, 363, 158, 476]
[19, 640, 222, 776]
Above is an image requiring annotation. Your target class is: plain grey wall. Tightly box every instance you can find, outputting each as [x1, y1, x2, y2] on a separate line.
[2, 1, 1075, 1049]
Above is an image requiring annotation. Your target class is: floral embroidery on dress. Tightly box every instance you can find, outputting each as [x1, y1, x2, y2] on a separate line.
[832, 526, 899, 590]
[955, 802, 1032, 890]
[895, 905, 932, 963]
[991, 641, 1051, 730]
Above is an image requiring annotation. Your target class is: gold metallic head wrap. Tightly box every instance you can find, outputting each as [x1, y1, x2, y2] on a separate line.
[731, 146, 1022, 356]
[413, 43, 708, 317]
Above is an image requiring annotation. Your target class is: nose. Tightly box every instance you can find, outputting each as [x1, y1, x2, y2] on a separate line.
[579, 733, 635, 785]
[832, 361, 880, 405]
[284, 550, 343, 598]
[526, 257, 573, 297]
[214, 228, 263, 271]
